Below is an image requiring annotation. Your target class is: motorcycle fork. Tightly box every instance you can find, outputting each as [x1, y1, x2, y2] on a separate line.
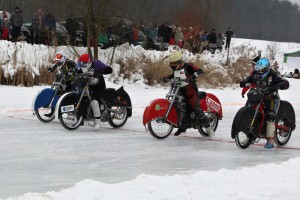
[250, 103, 266, 138]
[163, 86, 180, 122]
[49, 79, 64, 108]
[75, 85, 91, 112]
[246, 102, 262, 137]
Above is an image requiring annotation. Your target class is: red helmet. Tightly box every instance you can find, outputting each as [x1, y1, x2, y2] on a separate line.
[76, 54, 92, 73]
[78, 54, 91, 63]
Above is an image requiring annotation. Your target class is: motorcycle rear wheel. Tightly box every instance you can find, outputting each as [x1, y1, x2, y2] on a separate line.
[198, 112, 219, 137]
[108, 106, 128, 128]
[148, 117, 174, 139]
[35, 107, 55, 122]
[275, 117, 292, 146]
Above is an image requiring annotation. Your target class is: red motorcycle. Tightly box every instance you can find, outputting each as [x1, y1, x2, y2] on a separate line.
[143, 78, 223, 139]
[231, 87, 296, 149]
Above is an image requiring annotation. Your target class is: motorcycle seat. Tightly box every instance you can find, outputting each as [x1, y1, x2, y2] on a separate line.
[198, 91, 206, 100]
[105, 88, 116, 93]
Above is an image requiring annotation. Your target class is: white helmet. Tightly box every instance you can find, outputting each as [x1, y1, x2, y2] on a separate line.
[53, 50, 67, 68]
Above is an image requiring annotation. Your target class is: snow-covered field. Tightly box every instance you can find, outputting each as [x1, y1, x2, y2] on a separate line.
[0, 38, 300, 200]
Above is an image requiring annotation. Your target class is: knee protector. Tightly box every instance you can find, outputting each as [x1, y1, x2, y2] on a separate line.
[266, 121, 275, 138]
[90, 100, 100, 118]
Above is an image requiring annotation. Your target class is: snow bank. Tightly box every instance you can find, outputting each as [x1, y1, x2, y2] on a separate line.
[6, 157, 300, 200]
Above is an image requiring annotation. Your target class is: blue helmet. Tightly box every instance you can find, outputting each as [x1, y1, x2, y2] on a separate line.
[254, 58, 271, 79]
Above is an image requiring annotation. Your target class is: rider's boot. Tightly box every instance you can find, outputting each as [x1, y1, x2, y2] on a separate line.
[174, 125, 186, 136]
[89, 117, 101, 129]
[44, 108, 55, 117]
[264, 121, 275, 149]
[89, 100, 101, 129]
[174, 102, 186, 136]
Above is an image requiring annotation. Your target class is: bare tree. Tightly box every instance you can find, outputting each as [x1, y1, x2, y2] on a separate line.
[176, 0, 226, 30]
[73, 0, 109, 60]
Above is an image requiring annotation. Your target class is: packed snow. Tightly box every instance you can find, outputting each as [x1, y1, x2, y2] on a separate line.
[0, 38, 300, 200]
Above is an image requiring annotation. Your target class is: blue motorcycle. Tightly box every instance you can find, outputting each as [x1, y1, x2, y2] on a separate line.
[32, 71, 72, 122]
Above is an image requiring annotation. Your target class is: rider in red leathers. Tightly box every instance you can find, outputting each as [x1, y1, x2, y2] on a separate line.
[163, 51, 215, 136]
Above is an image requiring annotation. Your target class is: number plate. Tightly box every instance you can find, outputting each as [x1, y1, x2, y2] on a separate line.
[61, 105, 75, 113]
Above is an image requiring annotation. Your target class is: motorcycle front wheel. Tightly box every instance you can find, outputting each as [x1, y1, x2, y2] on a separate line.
[198, 112, 219, 137]
[58, 93, 83, 130]
[35, 107, 55, 122]
[147, 117, 174, 139]
[108, 106, 128, 128]
[235, 130, 254, 149]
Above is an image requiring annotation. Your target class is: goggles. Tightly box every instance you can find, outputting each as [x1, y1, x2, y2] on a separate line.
[53, 54, 62, 63]
[170, 61, 181, 68]
[258, 67, 268, 74]
[76, 61, 90, 68]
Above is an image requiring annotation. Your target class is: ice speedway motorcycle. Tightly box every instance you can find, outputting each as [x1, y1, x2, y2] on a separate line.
[55, 74, 132, 130]
[143, 78, 223, 139]
[231, 87, 296, 149]
[32, 67, 72, 122]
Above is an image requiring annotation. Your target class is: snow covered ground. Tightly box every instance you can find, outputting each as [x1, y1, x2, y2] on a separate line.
[0, 77, 300, 200]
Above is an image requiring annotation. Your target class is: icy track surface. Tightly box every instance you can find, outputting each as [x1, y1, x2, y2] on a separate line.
[0, 80, 300, 199]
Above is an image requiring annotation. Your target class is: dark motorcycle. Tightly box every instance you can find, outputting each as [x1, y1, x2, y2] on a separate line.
[231, 87, 296, 149]
[55, 74, 132, 130]
[143, 78, 223, 139]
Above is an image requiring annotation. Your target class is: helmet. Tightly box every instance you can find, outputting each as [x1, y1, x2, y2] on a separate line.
[78, 54, 91, 63]
[169, 51, 183, 70]
[76, 54, 92, 73]
[169, 51, 183, 63]
[53, 50, 67, 67]
[254, 58, 271, 79]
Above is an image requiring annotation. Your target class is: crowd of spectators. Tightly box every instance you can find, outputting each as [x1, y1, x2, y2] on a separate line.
[1, 6, 235, 55]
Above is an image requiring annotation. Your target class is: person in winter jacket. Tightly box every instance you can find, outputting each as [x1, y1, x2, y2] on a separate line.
[162, 51, 215, 137]
[32, 8, 45, 44]
[225, 27, 234, 49]
[65, 13, 79, 45]
[252, 50, 262, 64]
[240, 58, 289, 149]
[208, 28, 217, 54]
[43, 9, 56, 45]
[75, 54, 113, 129]
[10, 6, 23, 42]
[216, 32, 225, 52]
[1, 16, 10, 40]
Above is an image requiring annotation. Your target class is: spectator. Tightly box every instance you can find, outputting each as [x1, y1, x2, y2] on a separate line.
[292, 69, 299, 79]
[98, 32, 109, 49]
[157, 21, 166, 43]
[44, 9, 56, 45]
[174, 26, 184, 48]
[0, 14, 2, 39]
[66, 13, 79, 45]
[10, 6, 23, 42]
[200, 31, 209, 52]
[130, 23, 139, 46]
[208, 28, 217, 54]
[252, 50, 262, 64]
[32, 8, 45, 44]
[216, 32, 225, 52]
[1, 15, 10, 40]
[225, 27, 234, 49]
[145, 22, 157, 49]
